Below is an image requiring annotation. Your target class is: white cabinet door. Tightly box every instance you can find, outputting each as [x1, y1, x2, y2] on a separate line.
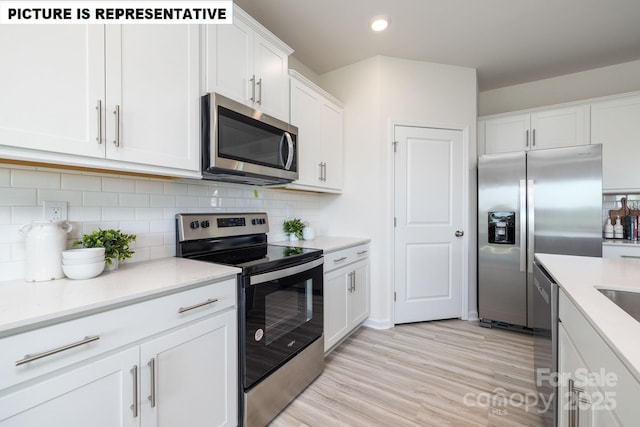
[558, 323, 593, 427]
[205, 8, 291, 122]
[0, 25, 105, 158]
[105, 25, 200, 171]
[483, 105, 589, 155]
[591, 94, 640, 191]
[290, 78, 323, 185]
[324, 266, 350, 353]
[288, 71, 344, 192]
[349, 261, 370, 328]
[319, 100, 344, 191]
[484, 113, 530, 154]
[139, 312, 237, 427]
[0, 347, 139, 427]
[253, 33, 289, 120]
[206, 18, 252, 104]
[530, 106, 589, 151]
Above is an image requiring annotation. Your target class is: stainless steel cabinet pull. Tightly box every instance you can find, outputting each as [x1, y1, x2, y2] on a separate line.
[352, 271, 356, 292]
[318, 162, 323, 180]
[356, 250, 368, 255]
[148, 358, 156, 408]
[256, 78, 262, 105]
[532, 128, 536, 147]
[113, 105, 121, 147]
[178, 298, 219, 314]
[322, 162, 327, 181]
[130, 365, 139, 417]
[96, 100, 103, 144]
[15, 335, 100, 366]
[333, 256, 347, 263]
[568, 378, 576, 427]
[250, 75, 256, 102]
[525, 129, 529, 147]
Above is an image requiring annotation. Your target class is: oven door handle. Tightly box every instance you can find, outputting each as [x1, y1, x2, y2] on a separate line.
[250, 257, 323, 286]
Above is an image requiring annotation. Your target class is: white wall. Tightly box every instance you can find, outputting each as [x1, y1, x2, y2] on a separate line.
[479, 59, 640, 116]
[319, 56, 478, 328]
[0, 164, 330, 282]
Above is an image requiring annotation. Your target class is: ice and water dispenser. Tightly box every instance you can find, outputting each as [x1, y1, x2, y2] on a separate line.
[488, 212, 516, 244]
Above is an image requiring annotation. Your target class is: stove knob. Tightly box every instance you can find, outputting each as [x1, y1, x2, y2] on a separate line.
[260, 218, 266, 224]
[251, 219, 257, 225]
[201, 220, 210, 228]
[190, 220, 200, 230]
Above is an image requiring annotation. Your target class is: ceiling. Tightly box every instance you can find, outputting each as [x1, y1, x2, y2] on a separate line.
[234, 0, 640, 91]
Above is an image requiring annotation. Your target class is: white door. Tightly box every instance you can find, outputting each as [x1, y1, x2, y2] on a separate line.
[394, 125, 464, 324]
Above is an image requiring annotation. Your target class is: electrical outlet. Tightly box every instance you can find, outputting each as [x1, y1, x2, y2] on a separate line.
[44, 201, 67, 221]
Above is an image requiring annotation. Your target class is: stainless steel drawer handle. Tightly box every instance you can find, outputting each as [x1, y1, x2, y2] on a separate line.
[15, 335, 100, 366]
[178, 298, 219, 314]
[356, 250, 368, 255]
[333, 256, 347, 263]
[148, 358, 156, 408]
[130, 365, 139, 418]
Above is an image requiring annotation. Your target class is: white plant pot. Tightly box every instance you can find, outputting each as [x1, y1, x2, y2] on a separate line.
[289, 234, 299, 242]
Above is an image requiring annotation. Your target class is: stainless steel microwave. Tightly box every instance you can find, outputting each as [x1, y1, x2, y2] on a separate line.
[201, 93, 298, 185]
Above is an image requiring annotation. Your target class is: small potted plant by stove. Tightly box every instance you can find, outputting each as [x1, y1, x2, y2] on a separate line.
[74, 228, 136, 270]
[282, 218, 304, 241]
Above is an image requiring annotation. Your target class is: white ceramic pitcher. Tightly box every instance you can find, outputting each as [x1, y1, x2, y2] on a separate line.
[19, 220, 73, 282]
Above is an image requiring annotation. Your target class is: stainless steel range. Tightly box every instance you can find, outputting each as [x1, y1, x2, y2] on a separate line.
[175, 212, 324, 427]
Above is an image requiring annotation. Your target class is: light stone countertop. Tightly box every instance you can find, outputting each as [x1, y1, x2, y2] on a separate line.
[0, 257, 240, 337]
[272, 236, 370, 253]
[535, 253, 640, 381]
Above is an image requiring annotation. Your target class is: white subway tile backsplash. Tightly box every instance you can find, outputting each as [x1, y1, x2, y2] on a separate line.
[0, 207, 10, 224]
[102, 177, 135, 193]
[61, 174, 102, 191]
[135, 179, 164, 194]
[102, 207, 135, 222]
[68, 207, 102, 222]
[84, 191, 119, 207]
[150, 194, 176, 208]
[164, 182, 189, 195]
[11, 207, 43, 224]
[120, 193, 150, 208]
[0, 188, 37, 206]
[0, 169, 9, 187]
[37, 189, 83, 206]
[0, 244, 10, 262]
[0, 164, 331, 282]
[11, 170, 60, 189]
[134, 208, 164, 220]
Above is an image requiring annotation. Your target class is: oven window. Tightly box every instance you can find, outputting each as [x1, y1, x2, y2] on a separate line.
[264, 279, 312, 345]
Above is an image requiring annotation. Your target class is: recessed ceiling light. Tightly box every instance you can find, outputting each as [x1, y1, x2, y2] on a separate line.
[370, 15, 390, 32]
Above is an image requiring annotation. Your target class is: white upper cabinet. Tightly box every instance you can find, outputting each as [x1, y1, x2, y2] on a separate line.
[0, 25, 200, 177]
[104, 25, 200, 172]
[591, 93, 640, 191]
[205, 7, 293, 122]
[482, 105, 590, 155]
[288, 71, 344, 192]
[0, 25, 105, 158]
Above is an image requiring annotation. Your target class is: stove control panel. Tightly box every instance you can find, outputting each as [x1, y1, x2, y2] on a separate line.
[176, 212, 269, 241]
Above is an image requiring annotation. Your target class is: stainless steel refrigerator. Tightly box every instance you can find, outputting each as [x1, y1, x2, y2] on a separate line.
[478, 144, 602, 328]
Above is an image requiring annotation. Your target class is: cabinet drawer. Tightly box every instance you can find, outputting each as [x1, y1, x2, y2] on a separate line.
[0, 278, 236, 390]
[602, 244, 640, 259]
[323, 244, 369, 273]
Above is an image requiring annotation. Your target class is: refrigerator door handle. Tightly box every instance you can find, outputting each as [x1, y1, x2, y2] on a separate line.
[527, 179, 535, 272]
[519, 179, 527, 272]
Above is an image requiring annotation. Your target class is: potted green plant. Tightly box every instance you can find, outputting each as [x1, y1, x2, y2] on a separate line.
[282, 218, 305, 241]
[74, 228, 136, 269]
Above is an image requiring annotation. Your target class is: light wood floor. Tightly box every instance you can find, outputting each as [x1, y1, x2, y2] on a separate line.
[270, 320, 547, 427]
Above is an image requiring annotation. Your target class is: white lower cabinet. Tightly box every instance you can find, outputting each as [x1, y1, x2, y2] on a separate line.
[602, 244, 640, 260]
[0, 279, 237, 427]
[323, 244, 370, 353]
[558, 289, 639, 426]
[139, 312, 237, 427]
[0, 347, 139, 427]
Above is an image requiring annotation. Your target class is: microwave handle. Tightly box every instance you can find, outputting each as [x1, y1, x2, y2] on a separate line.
[281, 132, 294, 170]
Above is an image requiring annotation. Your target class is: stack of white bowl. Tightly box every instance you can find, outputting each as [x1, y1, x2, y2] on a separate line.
[61, 248, 106, 280]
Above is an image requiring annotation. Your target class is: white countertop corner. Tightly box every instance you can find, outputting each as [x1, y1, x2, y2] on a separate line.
[272, 236, 371, 253]
[535, 253, 640, 381]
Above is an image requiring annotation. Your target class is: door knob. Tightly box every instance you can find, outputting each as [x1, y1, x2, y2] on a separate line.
[455, 230, 464, 237]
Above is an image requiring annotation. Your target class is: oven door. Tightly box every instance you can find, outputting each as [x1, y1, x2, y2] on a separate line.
[240, 257, 323, 389]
